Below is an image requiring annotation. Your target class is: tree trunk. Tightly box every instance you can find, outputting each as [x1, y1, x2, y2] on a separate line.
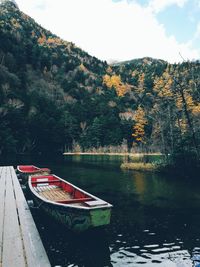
[174, 79, 200, 160]
[178, 83, 199, 160]
[168, 105, 174, 155]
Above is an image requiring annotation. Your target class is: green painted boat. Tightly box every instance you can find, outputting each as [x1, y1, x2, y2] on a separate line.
[28, 174, 112, 232]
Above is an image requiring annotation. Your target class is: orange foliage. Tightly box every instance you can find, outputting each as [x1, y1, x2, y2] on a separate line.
[38, 34, 46, 44]
[176, 92, 195, 112]
[153, 71, 173, 98]
[11, 18, 20, 29]
[46, 37, 63, 45]
[103, 74, 128, 97]
[79, 63, 87, 72]
[137, 73, 145, 94]
[132, 106, 147, 143]
[192, 104, 200, 115]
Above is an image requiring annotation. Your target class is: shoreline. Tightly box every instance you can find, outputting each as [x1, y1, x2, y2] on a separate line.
[63, 152, 162, 156]
[63, 152, 163, 172]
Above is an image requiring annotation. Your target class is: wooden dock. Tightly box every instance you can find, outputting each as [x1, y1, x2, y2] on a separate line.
[0, 166, 51, 267]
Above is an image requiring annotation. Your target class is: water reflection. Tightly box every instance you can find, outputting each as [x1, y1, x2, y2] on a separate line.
[14, 155, 200, 266]
[32, 209, 112, 267]
[134, 172, 147, 202]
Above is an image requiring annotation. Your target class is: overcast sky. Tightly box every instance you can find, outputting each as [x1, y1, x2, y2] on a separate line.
[16, 0, 200, 63]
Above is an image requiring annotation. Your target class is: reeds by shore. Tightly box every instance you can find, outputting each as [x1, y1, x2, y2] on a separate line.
[121, 162, 157, 171]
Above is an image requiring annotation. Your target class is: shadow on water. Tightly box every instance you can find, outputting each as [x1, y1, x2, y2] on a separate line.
[32, 208, 112, 267]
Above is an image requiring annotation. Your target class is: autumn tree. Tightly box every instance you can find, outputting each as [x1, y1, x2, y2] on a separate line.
[103, 74, 128, 97]
[173, 68, 200, 160]
[132, 106, 147, 145]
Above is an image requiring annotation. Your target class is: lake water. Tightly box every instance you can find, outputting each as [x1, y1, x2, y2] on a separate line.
[22, 155, 200, 267]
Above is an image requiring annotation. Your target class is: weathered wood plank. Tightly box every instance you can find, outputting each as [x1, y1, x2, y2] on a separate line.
[0, 167, 6, 265]
[0, 166, 51, 267]
[2, 166, 26, 267]
[38, 186, 71, 201]
[10, 167, 51, 267]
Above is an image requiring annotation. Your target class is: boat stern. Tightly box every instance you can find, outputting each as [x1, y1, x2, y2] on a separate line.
[90, 207, 112, 227]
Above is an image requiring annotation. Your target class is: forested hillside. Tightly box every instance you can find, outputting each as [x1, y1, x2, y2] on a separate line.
[112, 58, 200, 164]
[0, 1, 200, 168]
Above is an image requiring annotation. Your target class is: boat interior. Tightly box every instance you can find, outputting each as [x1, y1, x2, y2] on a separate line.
[19, 165, 40, 172]
[31, 175, 107, 207]
[18, 165, 51, 174]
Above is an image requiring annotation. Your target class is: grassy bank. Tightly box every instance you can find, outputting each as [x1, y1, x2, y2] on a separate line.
[121, 162, 158, 171]
[64, 152, 164, 172]
[120, 153, 165, 172]
[63, 152, 162, 156]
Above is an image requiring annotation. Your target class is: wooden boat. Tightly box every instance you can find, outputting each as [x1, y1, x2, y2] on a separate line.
[17, 165, 51, 175]
[28, 174, 112, 232]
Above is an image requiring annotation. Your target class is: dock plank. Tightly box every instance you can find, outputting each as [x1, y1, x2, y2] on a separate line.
[2, 166, 26, 267]
[0, 166, 51, 267]
[0, 167, 6, 263]
[10, 167, 50, 267]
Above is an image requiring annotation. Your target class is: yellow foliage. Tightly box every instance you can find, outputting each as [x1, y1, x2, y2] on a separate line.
[38, 35, 63, 46]
[47, 37, 62, 45]
[110, 75, 121, 87]
[136, 73, 145, 94]
[153, 71, 173, 98]
[132, 70, 138, 77]
[132, 106, 147, 144]
[176, 92, 195, 111]
[176, 94, 183, 111]
[46, 38, 56, 44]
[192, 104, 200, 115]
[103, 74, 128, 97]
[185, 93, 195, 111]
[176, 119, 187, 134]
[138, 73, 145, 85]
[79, 63, 87, 72]
[116, 83, 128, 97]
[103, 74, 112, 88]
[11, 18, 20, 29]
[38, 34, 46, 44]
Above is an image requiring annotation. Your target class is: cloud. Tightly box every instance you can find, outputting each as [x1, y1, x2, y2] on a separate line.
[16, 0, 47, 11]
[194, 22, 200, 39]
[16, 0, 199, 63]
[148, 0, 188, 13]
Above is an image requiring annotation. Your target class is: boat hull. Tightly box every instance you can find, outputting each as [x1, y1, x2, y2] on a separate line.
[32, 194, 111, 232]
[17, 166, 51, 183]
[17, 166, 51, 175]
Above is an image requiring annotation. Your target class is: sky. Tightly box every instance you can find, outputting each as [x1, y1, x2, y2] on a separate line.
[15, 0, 200, 63]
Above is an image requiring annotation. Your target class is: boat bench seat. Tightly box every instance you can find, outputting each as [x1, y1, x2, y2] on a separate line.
[56, 197, 93, 204]
[85, 200, 108, 206]
[32, 180, 60, 184]
[34, 185, 58, 192]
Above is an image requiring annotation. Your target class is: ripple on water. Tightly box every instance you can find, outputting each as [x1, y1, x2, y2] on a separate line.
[193, 247, 200, 251]
[168, 250, 193, 267]
[111, 228, 195, 266]
[132, 246, 140, 249]
[110, 241, 194, 267]
[144, 244, 160, 249]
[148, 232, 156, 235]
[163, 242, 176, 246]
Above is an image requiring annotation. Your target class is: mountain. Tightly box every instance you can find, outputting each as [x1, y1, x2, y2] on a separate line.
[1, 0, 138, 156]
[0, 0, 18, 6]
[0, 0, 200, 167]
